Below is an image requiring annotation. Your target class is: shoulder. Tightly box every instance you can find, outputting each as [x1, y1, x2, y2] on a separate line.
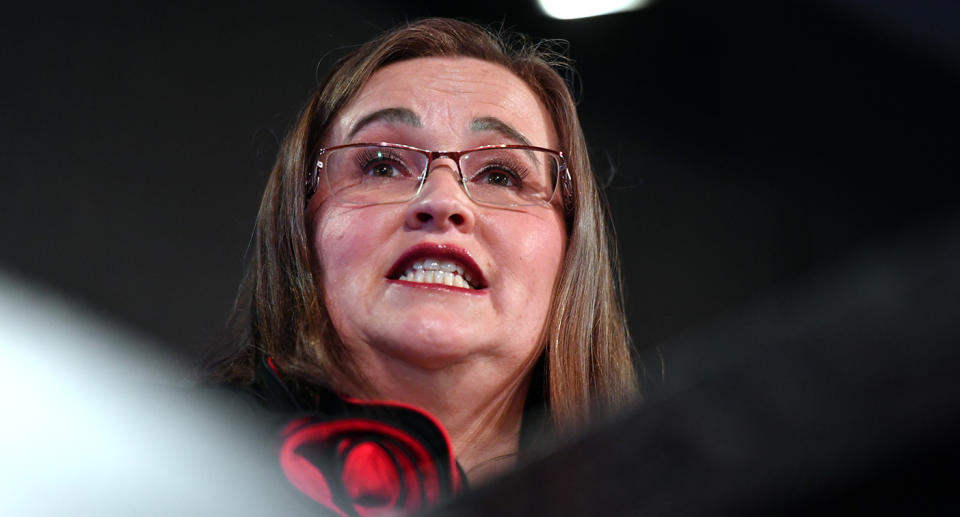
[200, 356, 339, 422]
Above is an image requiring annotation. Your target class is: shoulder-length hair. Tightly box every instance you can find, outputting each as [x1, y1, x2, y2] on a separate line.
[209, 18, 638, 432]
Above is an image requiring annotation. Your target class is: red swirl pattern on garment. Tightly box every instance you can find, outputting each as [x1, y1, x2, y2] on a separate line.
[278, 415, 462, 516]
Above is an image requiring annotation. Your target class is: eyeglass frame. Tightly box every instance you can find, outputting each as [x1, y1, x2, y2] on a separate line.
[304, 142, 575, 212]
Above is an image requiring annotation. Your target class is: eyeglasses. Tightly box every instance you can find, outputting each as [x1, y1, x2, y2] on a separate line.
[305, 142, 572, 209]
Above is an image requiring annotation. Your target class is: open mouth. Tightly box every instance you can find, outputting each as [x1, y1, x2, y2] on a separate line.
[387, 243, 487, 290]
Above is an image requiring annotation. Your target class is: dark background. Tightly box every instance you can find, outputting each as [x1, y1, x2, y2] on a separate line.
[2, 0, 957, 373]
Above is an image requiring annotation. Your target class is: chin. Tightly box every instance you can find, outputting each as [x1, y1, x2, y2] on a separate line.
[376, 320, 482, 370]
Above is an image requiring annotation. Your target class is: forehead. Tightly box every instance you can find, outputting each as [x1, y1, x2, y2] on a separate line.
[328, 57, 558, 148]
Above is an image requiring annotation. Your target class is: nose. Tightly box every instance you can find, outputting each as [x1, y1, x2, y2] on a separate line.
[403, 159, 476, 233]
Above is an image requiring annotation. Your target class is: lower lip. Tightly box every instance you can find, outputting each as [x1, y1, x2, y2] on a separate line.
[387, 279, 487, 295]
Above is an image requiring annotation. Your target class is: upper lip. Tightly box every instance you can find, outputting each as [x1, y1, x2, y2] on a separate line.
[387, 243, 488, 289]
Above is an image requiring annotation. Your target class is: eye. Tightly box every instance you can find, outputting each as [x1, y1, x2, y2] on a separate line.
[366, 162, 404, 178]
[473, 166, 524, 188]
[354, 149, 415, 179]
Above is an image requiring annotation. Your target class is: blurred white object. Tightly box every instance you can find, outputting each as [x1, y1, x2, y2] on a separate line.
[537, 0, 652, 20]
[0, 272, 306, 516]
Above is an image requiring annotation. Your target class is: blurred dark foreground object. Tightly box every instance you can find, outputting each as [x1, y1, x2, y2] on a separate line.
[432, 211, 960, 516]
[3, 210, 956, 515]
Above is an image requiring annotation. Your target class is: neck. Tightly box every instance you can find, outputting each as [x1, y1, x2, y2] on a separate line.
[348, 355, 534, 485]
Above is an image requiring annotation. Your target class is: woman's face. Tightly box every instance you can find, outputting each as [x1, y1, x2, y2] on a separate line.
[307, 57, 566, 375]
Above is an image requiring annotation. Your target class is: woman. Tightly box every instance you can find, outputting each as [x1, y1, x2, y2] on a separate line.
[210, 17, 637, 515]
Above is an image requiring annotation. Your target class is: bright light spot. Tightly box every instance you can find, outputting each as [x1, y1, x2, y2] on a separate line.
[538, 0, 652, 20]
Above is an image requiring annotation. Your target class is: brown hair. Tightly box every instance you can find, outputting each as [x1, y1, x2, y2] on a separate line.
[209, 18, 638, 432]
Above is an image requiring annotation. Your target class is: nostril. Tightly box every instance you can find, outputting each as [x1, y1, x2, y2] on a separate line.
[449, 214, 465, 226]
[416, 212, 432, 223]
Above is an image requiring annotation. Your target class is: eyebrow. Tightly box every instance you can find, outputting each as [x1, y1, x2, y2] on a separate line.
[470, 117, 532, 147]
[348, 108, 423, 140]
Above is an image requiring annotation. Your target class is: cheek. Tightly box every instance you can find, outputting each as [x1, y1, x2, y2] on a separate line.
[489, 210, 567, 293]
[310, 207, 385, 347]
[311, 207, 379, 302]
[313, 209, 356, 268]
[314, 203, 392, 266]
[535, 229, 567, 298]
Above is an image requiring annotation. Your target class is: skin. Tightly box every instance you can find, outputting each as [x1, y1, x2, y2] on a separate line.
[306, 57, 567, 482]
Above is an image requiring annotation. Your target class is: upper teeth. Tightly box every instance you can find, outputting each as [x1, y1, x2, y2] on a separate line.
[398, 259, 475, 289]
